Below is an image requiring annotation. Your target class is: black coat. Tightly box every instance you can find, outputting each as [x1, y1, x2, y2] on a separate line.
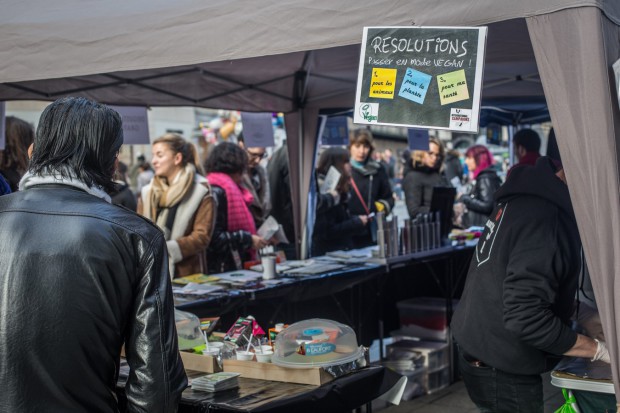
[312, 175, 366, 256]
[452, 158, 581, 375]
[460, 167, 502, 227]
[206, 185, 254, 274]
[110, 181, 137, 211]
[348, 160, 394, 248]
[267, 146, 295, 250]
[402, 166, 449, 219]
[0, 184, 186, 412]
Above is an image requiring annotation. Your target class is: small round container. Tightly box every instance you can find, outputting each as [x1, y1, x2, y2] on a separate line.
[236, 350, 255, 361]
[255, 351, 273, 363]
[259, 345, 273, 353]
[207, 342, 225, 350]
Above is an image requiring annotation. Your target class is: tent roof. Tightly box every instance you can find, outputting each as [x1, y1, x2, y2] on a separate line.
[0, 0, 618, 113]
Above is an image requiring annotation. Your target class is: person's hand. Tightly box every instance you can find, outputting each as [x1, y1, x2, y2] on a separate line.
[592, 339, 611, 363]
[252, 235, 269, 250]
[358, 215, 369, 226]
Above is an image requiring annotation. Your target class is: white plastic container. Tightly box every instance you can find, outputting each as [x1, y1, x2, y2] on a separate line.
[272, 319, 363, 368]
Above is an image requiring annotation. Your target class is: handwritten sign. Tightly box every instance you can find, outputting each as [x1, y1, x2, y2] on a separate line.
[354, 26, 487, 133]
[109, 106, 150, 144]
[0, 102, 5, 150]
[241, 112, 275, 147]
[369, 68, 397, 99]
[407, 128, 430, 150]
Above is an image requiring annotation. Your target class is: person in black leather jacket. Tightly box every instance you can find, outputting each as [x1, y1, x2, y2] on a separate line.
[0, 97, 187, 413]
[459, 144, 502, 227]
[205, 142, 269, 273]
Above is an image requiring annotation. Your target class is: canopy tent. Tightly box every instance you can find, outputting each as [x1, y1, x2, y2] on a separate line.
[2, 0, 620, 397]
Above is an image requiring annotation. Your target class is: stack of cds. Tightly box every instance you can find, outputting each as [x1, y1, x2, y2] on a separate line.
[191, 372, 240, 392]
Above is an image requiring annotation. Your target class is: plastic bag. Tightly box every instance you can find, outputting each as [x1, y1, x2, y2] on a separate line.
[175, 309, 205, 350]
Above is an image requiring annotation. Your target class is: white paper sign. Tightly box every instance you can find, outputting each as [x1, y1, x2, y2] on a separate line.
[241, 112, 275, 147]
[0, 102, 5, 151]
[110, 106, 150, 144]
[319, 166, 341, 194]
[449, 108, 472, 131]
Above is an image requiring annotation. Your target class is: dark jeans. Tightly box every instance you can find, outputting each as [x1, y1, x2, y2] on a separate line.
[457, 347, 543, 413]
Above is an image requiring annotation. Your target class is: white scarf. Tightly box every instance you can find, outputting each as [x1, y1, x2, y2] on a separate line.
[19, 170, 112, 203]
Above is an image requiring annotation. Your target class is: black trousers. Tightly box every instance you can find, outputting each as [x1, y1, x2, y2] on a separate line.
[457, 346, 543, 413]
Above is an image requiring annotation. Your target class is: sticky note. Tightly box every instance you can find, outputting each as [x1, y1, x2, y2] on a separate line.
[369, 68, 397, 99]
[437, 69, 470, 105]
[398, 68, 432, 104]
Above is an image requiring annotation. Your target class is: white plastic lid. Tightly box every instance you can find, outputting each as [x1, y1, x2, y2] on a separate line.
[272, 319, 363, 368]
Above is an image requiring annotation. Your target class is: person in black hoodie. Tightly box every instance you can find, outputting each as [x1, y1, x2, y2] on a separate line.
[348, 129, 394, 248]
[451, 157, 610, 412]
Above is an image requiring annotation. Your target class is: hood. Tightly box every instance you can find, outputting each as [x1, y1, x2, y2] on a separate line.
[495, 157, 575, 220]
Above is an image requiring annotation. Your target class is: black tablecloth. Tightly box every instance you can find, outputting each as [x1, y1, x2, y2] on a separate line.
[117, 366, 400, 413]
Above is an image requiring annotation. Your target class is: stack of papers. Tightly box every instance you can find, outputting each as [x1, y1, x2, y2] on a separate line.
[192, 372, 241, 392]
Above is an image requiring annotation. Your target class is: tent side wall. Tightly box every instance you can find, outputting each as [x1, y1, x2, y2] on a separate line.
[528, 7, 620, 397]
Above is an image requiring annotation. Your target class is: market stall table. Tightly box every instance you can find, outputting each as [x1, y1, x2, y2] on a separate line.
[550, 357, 616, 412]
[116, 365, 404, 413]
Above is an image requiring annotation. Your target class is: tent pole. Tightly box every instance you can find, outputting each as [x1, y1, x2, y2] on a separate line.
[508, 125, 516, 167]
[298, 108, 308, 260]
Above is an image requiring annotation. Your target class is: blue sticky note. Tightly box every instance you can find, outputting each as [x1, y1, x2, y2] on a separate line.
[407, 128, 430, 151]
[398, 68, 432, 104]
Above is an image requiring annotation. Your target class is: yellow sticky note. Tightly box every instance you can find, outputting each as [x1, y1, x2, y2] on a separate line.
[369, 68, 397, 99]
[437, 69, 470, 105]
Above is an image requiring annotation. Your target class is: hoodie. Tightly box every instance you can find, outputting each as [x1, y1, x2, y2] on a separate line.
[451, 157, 581, 375]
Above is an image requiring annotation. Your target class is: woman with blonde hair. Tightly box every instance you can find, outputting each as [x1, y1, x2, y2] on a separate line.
[138, 133, 215, 278]
[402, 137, 450, 219]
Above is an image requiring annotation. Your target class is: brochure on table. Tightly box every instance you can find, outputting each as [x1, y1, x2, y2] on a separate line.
[354, 26, 487, 133]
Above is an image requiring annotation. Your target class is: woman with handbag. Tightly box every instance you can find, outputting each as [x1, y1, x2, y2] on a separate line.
[347, 129, 394, 248]
[138, 133, 215, 278]
[205, 142, 269, 273]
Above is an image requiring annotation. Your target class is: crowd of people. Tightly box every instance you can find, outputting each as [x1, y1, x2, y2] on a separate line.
[0, 97, 612, 413]
[0, 107, 549, 271]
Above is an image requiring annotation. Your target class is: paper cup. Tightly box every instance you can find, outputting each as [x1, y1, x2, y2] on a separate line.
[255, 351, 273, 363]
[202, 348, 220, 357]
[261, 256, 277, 280]
[236, 351, 255, 361]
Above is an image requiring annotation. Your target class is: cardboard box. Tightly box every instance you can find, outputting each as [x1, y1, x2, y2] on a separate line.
[223, 359, 333, 386]
[180, 351, 220, 373]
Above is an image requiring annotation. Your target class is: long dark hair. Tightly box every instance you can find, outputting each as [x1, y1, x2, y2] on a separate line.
[29, 97, 123, 192]
[0, 116, 34, 176]
[316, 147, 352, 195]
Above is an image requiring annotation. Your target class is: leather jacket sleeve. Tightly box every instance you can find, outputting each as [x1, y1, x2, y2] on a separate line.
[461, 173, 501, 215]
[124, 231, 187, 412]
[209, 186, 253, 255]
